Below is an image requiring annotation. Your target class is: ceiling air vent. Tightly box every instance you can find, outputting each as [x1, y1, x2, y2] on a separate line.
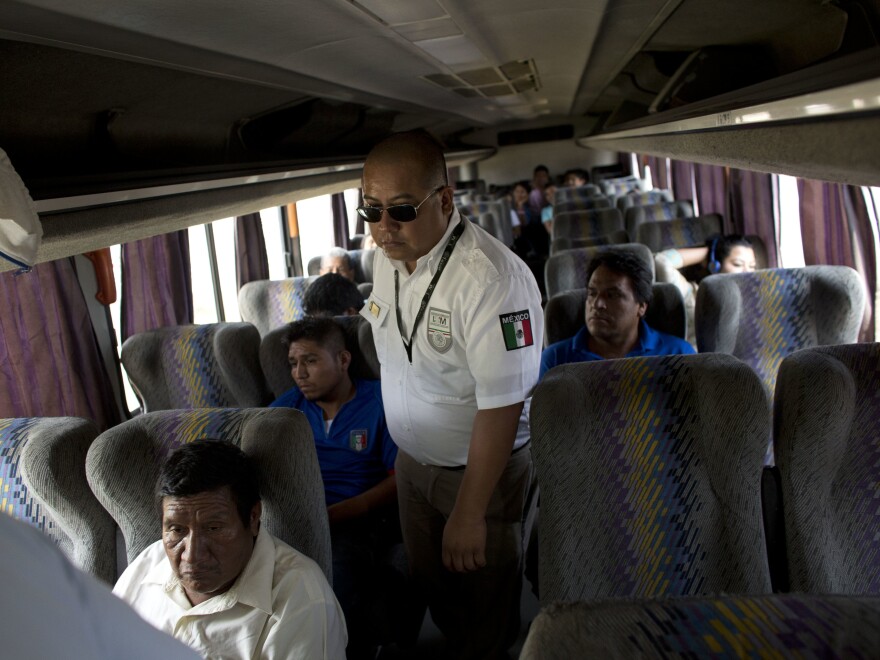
[423, 59, 539, 98]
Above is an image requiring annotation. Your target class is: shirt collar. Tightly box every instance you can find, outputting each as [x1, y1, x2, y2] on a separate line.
[573, 319, 653, 357]
[142, 525, 275, 616]
[390, 207, 462, 277]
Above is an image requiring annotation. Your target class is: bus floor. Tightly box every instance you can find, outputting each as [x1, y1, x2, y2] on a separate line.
[377, 569, 541, 659]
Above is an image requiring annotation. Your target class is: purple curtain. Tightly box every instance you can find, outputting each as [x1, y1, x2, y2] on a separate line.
[235, 213, 269, 290]
[799, 179, 876, 340]
[670, 160, 695, 205]
[693, 164, 728, 218]
[644, 156, 670, 191]
[0, 259, 122, 430]
[728, 169, 779, 267]
[121, 231, 193, 341]
[331, 193, 349, 249]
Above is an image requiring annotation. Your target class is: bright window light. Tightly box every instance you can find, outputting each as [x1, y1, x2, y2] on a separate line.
[297, 195, 335, 273]
[211, 217, 241, 322]
[188, 225, 219, 324]
[344, 188, 361, 239]
[108, 244, 141, 413]
[261, 206, 288, 280]
[774, 174, 805, 268]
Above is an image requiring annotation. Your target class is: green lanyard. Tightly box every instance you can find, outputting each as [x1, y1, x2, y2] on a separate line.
[394, 219, 466, 363]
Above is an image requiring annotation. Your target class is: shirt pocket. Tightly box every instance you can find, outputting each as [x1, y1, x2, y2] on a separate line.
[361, 292, 391, 366]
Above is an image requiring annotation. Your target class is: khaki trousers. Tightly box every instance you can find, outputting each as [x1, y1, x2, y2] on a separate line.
[395, 447, 532, 660]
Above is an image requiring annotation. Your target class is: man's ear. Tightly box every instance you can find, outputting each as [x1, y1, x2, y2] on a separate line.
[249, 501, 262, 536]
[637, 302, 648, 318]
[338, 349, 352, 371]
[439, 185, 455, 215]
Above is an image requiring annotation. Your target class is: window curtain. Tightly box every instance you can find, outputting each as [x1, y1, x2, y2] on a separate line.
[798, 179, 876, 340]
[331, 193, 349, 249]
[670, 160, 695, 204]
[234, 213, 269, 290]
[693, 163, 728, 218]
[121, 231, 193, 341]
[0, 260, 122, 430]
[643, 155, 670, 191]
[728, 169, 779, 267]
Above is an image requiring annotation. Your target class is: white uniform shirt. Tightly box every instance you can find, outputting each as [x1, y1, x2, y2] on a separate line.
[0, 512, 200, 660]
[362, 209, 543, 466]
[113, 527, 347, 660]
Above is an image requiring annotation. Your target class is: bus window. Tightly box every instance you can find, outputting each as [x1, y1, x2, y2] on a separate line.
[774, 175, 806, 268]
[296, 195, 335, 271]
[188, 225, 220, 325]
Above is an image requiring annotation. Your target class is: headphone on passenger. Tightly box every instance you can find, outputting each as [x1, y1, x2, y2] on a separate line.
[707, 236, 722, 274]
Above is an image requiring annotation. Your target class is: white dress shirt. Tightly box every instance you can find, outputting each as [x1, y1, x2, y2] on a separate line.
[362, 209, 543, 466]
[113, 527, 347, 660]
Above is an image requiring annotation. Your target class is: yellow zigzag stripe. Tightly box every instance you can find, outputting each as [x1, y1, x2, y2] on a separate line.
[616, 360, 673, 596]
[175, 329, 211, 407]
[755, 273, 786, 390]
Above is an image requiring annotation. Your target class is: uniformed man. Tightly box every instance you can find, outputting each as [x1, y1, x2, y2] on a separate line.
[358, 131, 543, 659]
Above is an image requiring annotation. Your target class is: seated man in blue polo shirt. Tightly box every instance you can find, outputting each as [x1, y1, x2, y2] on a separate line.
[269, 317, 398, 658]
[541, 249, 694, 377]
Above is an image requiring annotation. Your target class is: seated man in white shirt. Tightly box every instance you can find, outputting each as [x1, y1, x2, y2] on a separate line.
[113, 440, 347, 660]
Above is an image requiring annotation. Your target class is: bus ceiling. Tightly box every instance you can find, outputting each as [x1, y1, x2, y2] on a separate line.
[0, 0, 878, 234]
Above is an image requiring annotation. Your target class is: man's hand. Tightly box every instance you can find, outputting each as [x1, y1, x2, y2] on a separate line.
[442, 509, 487, 572]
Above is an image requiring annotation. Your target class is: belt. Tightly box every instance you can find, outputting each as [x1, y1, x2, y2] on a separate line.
[434, 440, 531, 471]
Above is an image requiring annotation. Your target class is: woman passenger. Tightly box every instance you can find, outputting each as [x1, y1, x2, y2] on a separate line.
[654, 234, 757, 347]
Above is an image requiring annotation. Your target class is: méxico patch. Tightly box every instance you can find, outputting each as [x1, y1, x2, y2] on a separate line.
[499, 309, 534, 351]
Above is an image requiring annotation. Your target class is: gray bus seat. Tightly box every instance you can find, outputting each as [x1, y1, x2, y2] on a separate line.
[1, 416, 116, 583]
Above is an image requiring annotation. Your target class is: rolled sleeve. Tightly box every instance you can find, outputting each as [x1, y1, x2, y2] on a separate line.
[465, 272, 543, 409]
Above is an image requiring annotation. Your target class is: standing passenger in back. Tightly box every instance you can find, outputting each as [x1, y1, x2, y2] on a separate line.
[359, 130, 543, 659]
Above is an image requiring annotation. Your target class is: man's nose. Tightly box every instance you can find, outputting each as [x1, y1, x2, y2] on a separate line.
[293, 363, 307, 379]
[181, 531, 207, 563]
[376, 209, 399, 232]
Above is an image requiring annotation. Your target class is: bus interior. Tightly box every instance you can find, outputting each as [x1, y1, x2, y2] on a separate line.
[2, 0, 880, 656]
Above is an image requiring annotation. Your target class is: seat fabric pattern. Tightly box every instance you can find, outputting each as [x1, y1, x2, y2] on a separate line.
[1, 416, 116, 582]
[86, 408, 332, 579]
[520, 594, 880, 659]
[774, 344, 880, 594]
[532, 354, 772, 604]
[238, 276, 313, 336]
[550, 230, 629, 255]
[122, 323, 267, 411]
[696, 267, 865, 397]
[554, 185, 600, 203]
[553, 196, 611, 215]
[616, 189, 674, 212]
[1, 418, 58, 532]
[551, 208, 623, 241]
[544, 243, 654, 299]
[624, 201, 695, 238]
[636, 214, 723, 253]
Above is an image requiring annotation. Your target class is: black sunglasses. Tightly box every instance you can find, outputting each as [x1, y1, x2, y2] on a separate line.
[357, 187, 444, 223]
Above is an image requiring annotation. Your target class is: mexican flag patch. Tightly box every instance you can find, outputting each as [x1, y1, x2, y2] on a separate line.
[499, 310, 534, 351]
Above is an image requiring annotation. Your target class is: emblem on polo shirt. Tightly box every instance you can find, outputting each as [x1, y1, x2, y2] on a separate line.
[499, 309, 534, 351]
[427, 307, 453, 353]
[349, 430, 368, 452]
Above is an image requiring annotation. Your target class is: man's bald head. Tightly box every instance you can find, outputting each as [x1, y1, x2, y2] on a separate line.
[363, 131, 448, 190]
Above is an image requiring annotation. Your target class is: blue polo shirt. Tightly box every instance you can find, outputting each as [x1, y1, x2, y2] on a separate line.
[270, 378, 397, 505]
[540, 320, 695, 378]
